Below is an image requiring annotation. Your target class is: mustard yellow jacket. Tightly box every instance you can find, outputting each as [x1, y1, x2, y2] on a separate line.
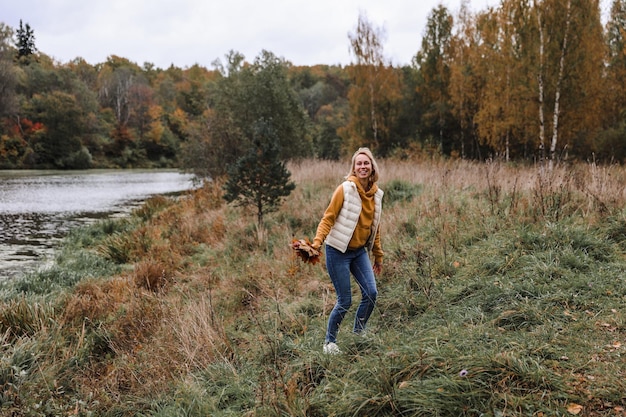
[313, 176, 384, 264]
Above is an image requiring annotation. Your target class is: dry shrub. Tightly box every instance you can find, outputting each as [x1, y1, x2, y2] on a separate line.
[98, 225, 162, 264]
[187, 180, 224, 212]
[163, 208, 226, 252]
[137, 186, 227, 261]
[197, 211, 226, 245]
[97, 232, 135, 264]
[64, 275, 164, 352]
[129, 231, 184, 281]
[107, 293, 164, 352]
[133, 258, 170, 291]
[132, 195, 173, 221]
[128, 225, 161, 259]
[63, 277, 132, 324]
[99, 358, 142, 394]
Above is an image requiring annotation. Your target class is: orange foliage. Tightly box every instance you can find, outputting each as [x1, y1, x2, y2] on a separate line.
[290, 238, 321, 265]
[8, 118, 45, 138]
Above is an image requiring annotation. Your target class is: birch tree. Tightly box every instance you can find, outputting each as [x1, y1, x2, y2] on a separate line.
[535, 0, 547, 161]
[343, 11, 402, 156]
[534, 0, 604, 165]
[548, 0, 571, 165]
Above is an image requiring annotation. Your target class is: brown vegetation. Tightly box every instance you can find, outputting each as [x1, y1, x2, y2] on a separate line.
[2, 158, 626, 415]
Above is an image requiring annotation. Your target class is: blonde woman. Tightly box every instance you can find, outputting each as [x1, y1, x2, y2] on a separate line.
[312, 148, 384, 354]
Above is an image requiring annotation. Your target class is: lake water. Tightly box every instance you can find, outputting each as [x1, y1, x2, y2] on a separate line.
[0, 170, 196, 280]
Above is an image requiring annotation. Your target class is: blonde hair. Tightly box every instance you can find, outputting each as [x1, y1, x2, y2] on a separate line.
[346, 147, 380, 184]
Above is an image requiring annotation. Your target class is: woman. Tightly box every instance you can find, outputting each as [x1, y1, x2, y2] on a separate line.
[312, 147, 384, 354]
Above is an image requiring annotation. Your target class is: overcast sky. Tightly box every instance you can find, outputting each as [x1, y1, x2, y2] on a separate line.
[3, 0, 595, 69]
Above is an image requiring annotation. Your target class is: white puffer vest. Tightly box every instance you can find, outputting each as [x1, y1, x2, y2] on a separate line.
[325, 181, 383, 253]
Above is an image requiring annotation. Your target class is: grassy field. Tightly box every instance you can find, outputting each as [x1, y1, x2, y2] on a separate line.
[1, 158, 625, 416]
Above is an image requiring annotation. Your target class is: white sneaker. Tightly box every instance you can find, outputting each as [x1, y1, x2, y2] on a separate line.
[323, 342, 341, 354]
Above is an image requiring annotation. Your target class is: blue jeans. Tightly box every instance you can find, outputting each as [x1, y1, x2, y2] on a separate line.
[325, 245, 378, 343]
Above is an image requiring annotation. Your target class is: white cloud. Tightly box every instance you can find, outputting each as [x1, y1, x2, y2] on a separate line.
[3, 0, 509, 68]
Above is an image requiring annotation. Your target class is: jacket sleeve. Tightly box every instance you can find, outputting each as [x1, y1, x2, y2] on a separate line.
[372, 226, 383, 264]
[312, 185, 344, 249]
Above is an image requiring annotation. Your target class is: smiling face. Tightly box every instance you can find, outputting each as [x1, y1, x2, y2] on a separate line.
[347, 147, 379, 186]
[353, 153, 373, 182]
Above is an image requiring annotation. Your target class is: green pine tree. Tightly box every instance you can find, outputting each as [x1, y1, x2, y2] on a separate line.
[223, 119, 295, 229]
[15, 20, 36, 59]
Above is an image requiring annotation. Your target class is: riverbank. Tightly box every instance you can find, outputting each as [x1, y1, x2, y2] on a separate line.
[0, 169, 195, 280]
[1, 159, 625, 416]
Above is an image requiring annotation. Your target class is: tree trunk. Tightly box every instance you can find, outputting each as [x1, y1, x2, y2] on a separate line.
[506, 130, 510, 162]
[549, 0, 572, 168]
[369, 71, 378, 146]
[535, 0, 546, 164]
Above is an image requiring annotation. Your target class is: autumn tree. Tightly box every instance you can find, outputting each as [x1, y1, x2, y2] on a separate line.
[533, 0, 604, 163]
[291, 65, 350, 159]
[97, 57, 150, 164]
[98, 63, 136, 128]
[599, 0, 626, 161]
[177, 65, 211, 117]
[314, 101, 349, 160]
[471, 0, 537, 160]
[128, 81, 155, 140]
[413, 5, 456, 154]
[183, 50, 312, 179]
[0, 23, 20, 166]
[342, 11, 403, 156]
[448, 0, 484, 159]
[68, 57, 99, 91]
[0, 23, 16, 118]
[447, 0, 605, 162]
[180, 51, 246, 179]
[24, 91, 91, 168]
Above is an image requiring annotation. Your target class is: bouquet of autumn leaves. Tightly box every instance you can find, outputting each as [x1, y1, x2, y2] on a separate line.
[290, 238, 321, 265]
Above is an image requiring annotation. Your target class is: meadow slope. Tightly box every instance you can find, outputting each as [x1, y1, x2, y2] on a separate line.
[1, 158, 625, 416]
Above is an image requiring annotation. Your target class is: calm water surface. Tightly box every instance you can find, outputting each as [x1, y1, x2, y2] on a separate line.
[0, 170, 195, 280]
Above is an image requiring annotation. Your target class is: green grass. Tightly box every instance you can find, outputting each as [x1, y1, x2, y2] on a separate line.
[1, 159, 625, 416]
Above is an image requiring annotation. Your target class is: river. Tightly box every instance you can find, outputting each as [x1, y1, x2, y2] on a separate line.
[0, 169, 196, 280]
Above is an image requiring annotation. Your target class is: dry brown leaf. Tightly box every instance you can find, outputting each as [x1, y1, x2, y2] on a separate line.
[290, 238, 321, 265]
[567, 403, 583, 415]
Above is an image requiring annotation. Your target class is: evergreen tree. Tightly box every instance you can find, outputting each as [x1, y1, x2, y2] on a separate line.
[182, 50, 311, 180]
[15, 20, 36, 59]
[222, 119, 295, 228]
[605, 0, 626, 127]
[413, 5, 456, 154]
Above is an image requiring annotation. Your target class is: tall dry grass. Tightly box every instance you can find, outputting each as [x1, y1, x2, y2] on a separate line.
[2, 158, 626, 416]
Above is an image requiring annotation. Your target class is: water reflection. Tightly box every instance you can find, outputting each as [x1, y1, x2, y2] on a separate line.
[0, 170, 195, 279]
[0, 211, 114, 280]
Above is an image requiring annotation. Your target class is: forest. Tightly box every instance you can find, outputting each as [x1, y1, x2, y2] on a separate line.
[1, 0, 626, 173]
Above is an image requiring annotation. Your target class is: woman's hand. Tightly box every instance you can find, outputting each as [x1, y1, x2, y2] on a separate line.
[373, 262, 382, 275]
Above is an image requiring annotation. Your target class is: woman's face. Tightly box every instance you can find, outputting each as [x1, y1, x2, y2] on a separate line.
[354, 154, 373, 181]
